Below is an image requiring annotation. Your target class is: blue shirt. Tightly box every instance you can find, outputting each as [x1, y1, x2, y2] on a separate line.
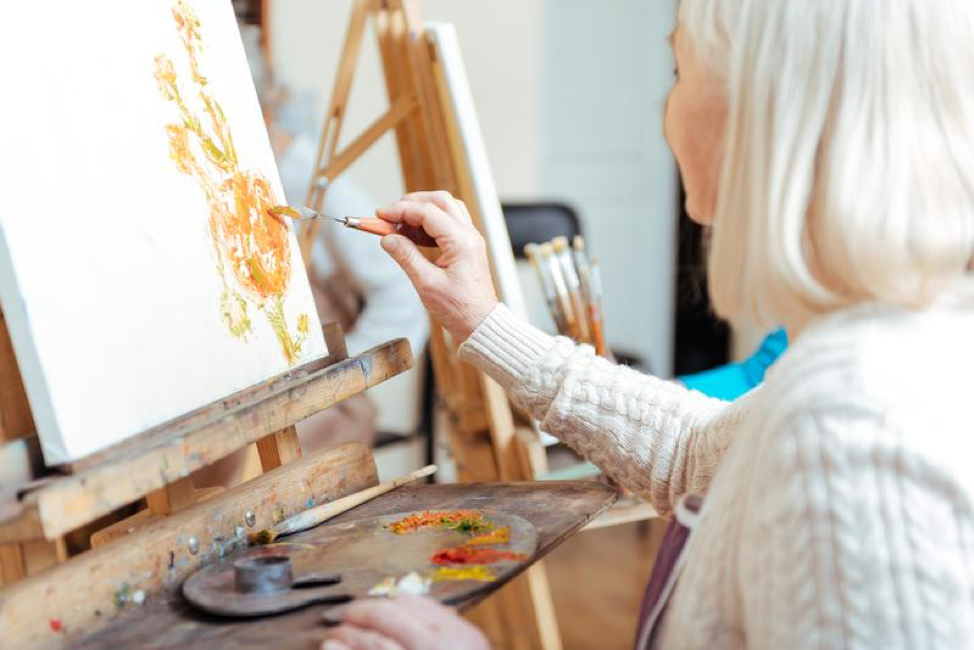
[679, 328, 788, 401]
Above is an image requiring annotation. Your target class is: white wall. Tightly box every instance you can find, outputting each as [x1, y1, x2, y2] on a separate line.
[270, 1, 679, 394]
[539, 0, 678, 375]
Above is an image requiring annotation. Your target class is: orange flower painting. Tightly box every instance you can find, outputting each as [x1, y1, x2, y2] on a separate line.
[154, 0, 308, 363]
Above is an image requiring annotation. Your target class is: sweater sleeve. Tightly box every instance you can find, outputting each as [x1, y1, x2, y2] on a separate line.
[458, 304, 748, 515]
[748, 399, 974, 649]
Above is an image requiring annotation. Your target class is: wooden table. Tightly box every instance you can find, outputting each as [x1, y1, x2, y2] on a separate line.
[72, 481, 617, 649]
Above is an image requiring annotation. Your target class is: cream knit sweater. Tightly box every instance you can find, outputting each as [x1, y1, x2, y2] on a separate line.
[459, 301, 974, 649]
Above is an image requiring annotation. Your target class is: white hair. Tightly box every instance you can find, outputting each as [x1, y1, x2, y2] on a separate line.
[681, 0, 974, 330]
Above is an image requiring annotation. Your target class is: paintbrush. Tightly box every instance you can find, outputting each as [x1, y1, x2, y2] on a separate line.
[589, 259, 608, 356]
[268, 205, 438, 248]
[249, 464, 437, 545]
[572, 236, 604, 354]
[524, 243, 568, 334]
[539, 242, 575, 337]
[552, 236, 590, 343]
[572, 236, 593, 308]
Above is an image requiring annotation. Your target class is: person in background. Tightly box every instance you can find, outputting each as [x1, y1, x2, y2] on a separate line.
[321, 0, 974, 648]
[679, 328, 787, 400]
[245, 23, 430, 454]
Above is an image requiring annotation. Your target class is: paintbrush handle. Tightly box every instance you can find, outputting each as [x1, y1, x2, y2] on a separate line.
[272, 464, 437, 537]
[347, 217, 439, 248]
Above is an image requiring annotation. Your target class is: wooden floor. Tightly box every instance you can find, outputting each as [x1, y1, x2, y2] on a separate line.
[546, 519, 667, 649]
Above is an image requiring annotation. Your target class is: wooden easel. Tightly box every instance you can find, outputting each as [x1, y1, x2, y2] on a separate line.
[296, 2, 561, 648]
[0, 299, 413, 645]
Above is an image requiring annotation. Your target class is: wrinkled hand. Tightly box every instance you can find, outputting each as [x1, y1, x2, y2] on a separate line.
[377, 191, 498, 343]
[321, 596, 491, 650]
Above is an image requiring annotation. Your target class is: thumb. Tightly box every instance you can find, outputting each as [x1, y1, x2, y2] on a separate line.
[381, 234, 439, 286]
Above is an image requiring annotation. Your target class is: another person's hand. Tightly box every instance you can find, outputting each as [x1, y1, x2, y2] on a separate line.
[321, 596, 491, 650]
[377, 191, 498, 342]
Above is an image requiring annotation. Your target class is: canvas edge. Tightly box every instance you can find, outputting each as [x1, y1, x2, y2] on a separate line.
[0, 218, 69, 464]
[425, 22, 530, 320]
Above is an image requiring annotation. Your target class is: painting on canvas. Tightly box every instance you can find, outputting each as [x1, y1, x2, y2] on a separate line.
[0, 0, 326, 463]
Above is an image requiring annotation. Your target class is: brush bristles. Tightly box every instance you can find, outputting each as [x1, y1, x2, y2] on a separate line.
[248, 529, 278, 546]
[551, 236, 568, 253]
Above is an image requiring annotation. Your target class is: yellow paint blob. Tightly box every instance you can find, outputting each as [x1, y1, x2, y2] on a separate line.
[429, 566, 496, 583]
[465, 526, 510, 546]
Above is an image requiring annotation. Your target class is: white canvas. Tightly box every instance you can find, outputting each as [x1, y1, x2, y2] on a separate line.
[426, 24, 529, 320]
[0, 0, 326, 464]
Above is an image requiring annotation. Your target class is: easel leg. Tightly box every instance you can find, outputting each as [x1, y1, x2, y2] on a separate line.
[256, 425, 302, 470]
[0, 544, 25, 585]
[0, 309, 64, 583]
[524, 563, 563, 649]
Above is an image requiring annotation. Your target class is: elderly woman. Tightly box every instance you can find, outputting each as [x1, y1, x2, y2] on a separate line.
[323, 1, 974, 648]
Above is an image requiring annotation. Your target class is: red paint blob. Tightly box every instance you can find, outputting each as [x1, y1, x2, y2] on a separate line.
[49, 619, 62, 633]
[431, 546, 526, 566]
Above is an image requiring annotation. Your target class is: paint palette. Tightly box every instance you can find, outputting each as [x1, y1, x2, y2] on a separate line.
[182, 510, 538, 617]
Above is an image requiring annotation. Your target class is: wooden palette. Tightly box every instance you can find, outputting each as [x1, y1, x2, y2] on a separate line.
[182, 510, 538, 617]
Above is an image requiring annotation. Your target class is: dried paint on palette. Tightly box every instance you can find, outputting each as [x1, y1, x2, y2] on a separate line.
[465, 526, 510, 546]
[430, 566, 496, 583]
[368, 571, 431, 597]
[387, 510, 493, 535]
[431, 546, 527, 566]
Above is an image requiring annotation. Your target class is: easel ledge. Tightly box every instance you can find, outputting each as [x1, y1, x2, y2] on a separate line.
[0, 323, 411, 541]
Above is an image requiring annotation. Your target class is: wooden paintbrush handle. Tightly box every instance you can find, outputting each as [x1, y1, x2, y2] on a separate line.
[275, 464, 437, 536]
[354, 217, 439, 248]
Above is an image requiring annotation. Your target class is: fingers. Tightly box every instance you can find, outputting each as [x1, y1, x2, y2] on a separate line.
[321, 625, 405, 650]
[401, 191, 472, 224]
[380, 235, 441, 289]
[341, 599, 432, 649]
[377, 200, 455, 240]
[393, 595, 454, 620]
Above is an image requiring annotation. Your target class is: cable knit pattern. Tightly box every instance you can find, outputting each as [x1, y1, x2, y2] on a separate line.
[459, 302, 974, 648]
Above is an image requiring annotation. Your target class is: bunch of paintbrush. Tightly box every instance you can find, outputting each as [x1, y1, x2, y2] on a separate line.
[524, 236, 607, 357]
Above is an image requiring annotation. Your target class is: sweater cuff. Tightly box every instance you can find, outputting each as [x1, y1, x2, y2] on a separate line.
[458, 303, 556, 389]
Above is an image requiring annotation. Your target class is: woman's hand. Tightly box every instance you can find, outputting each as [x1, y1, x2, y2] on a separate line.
[321, 596, 491, 650]
[376, 191, 498, 343]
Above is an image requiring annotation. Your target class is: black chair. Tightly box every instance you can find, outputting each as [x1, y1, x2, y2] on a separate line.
[502, 202, 581, 258]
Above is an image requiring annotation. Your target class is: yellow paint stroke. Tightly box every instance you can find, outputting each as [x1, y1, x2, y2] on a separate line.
[430, 566, 496, 583]
[465, 526, 510, 546]
[154, 1, 309, 363]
